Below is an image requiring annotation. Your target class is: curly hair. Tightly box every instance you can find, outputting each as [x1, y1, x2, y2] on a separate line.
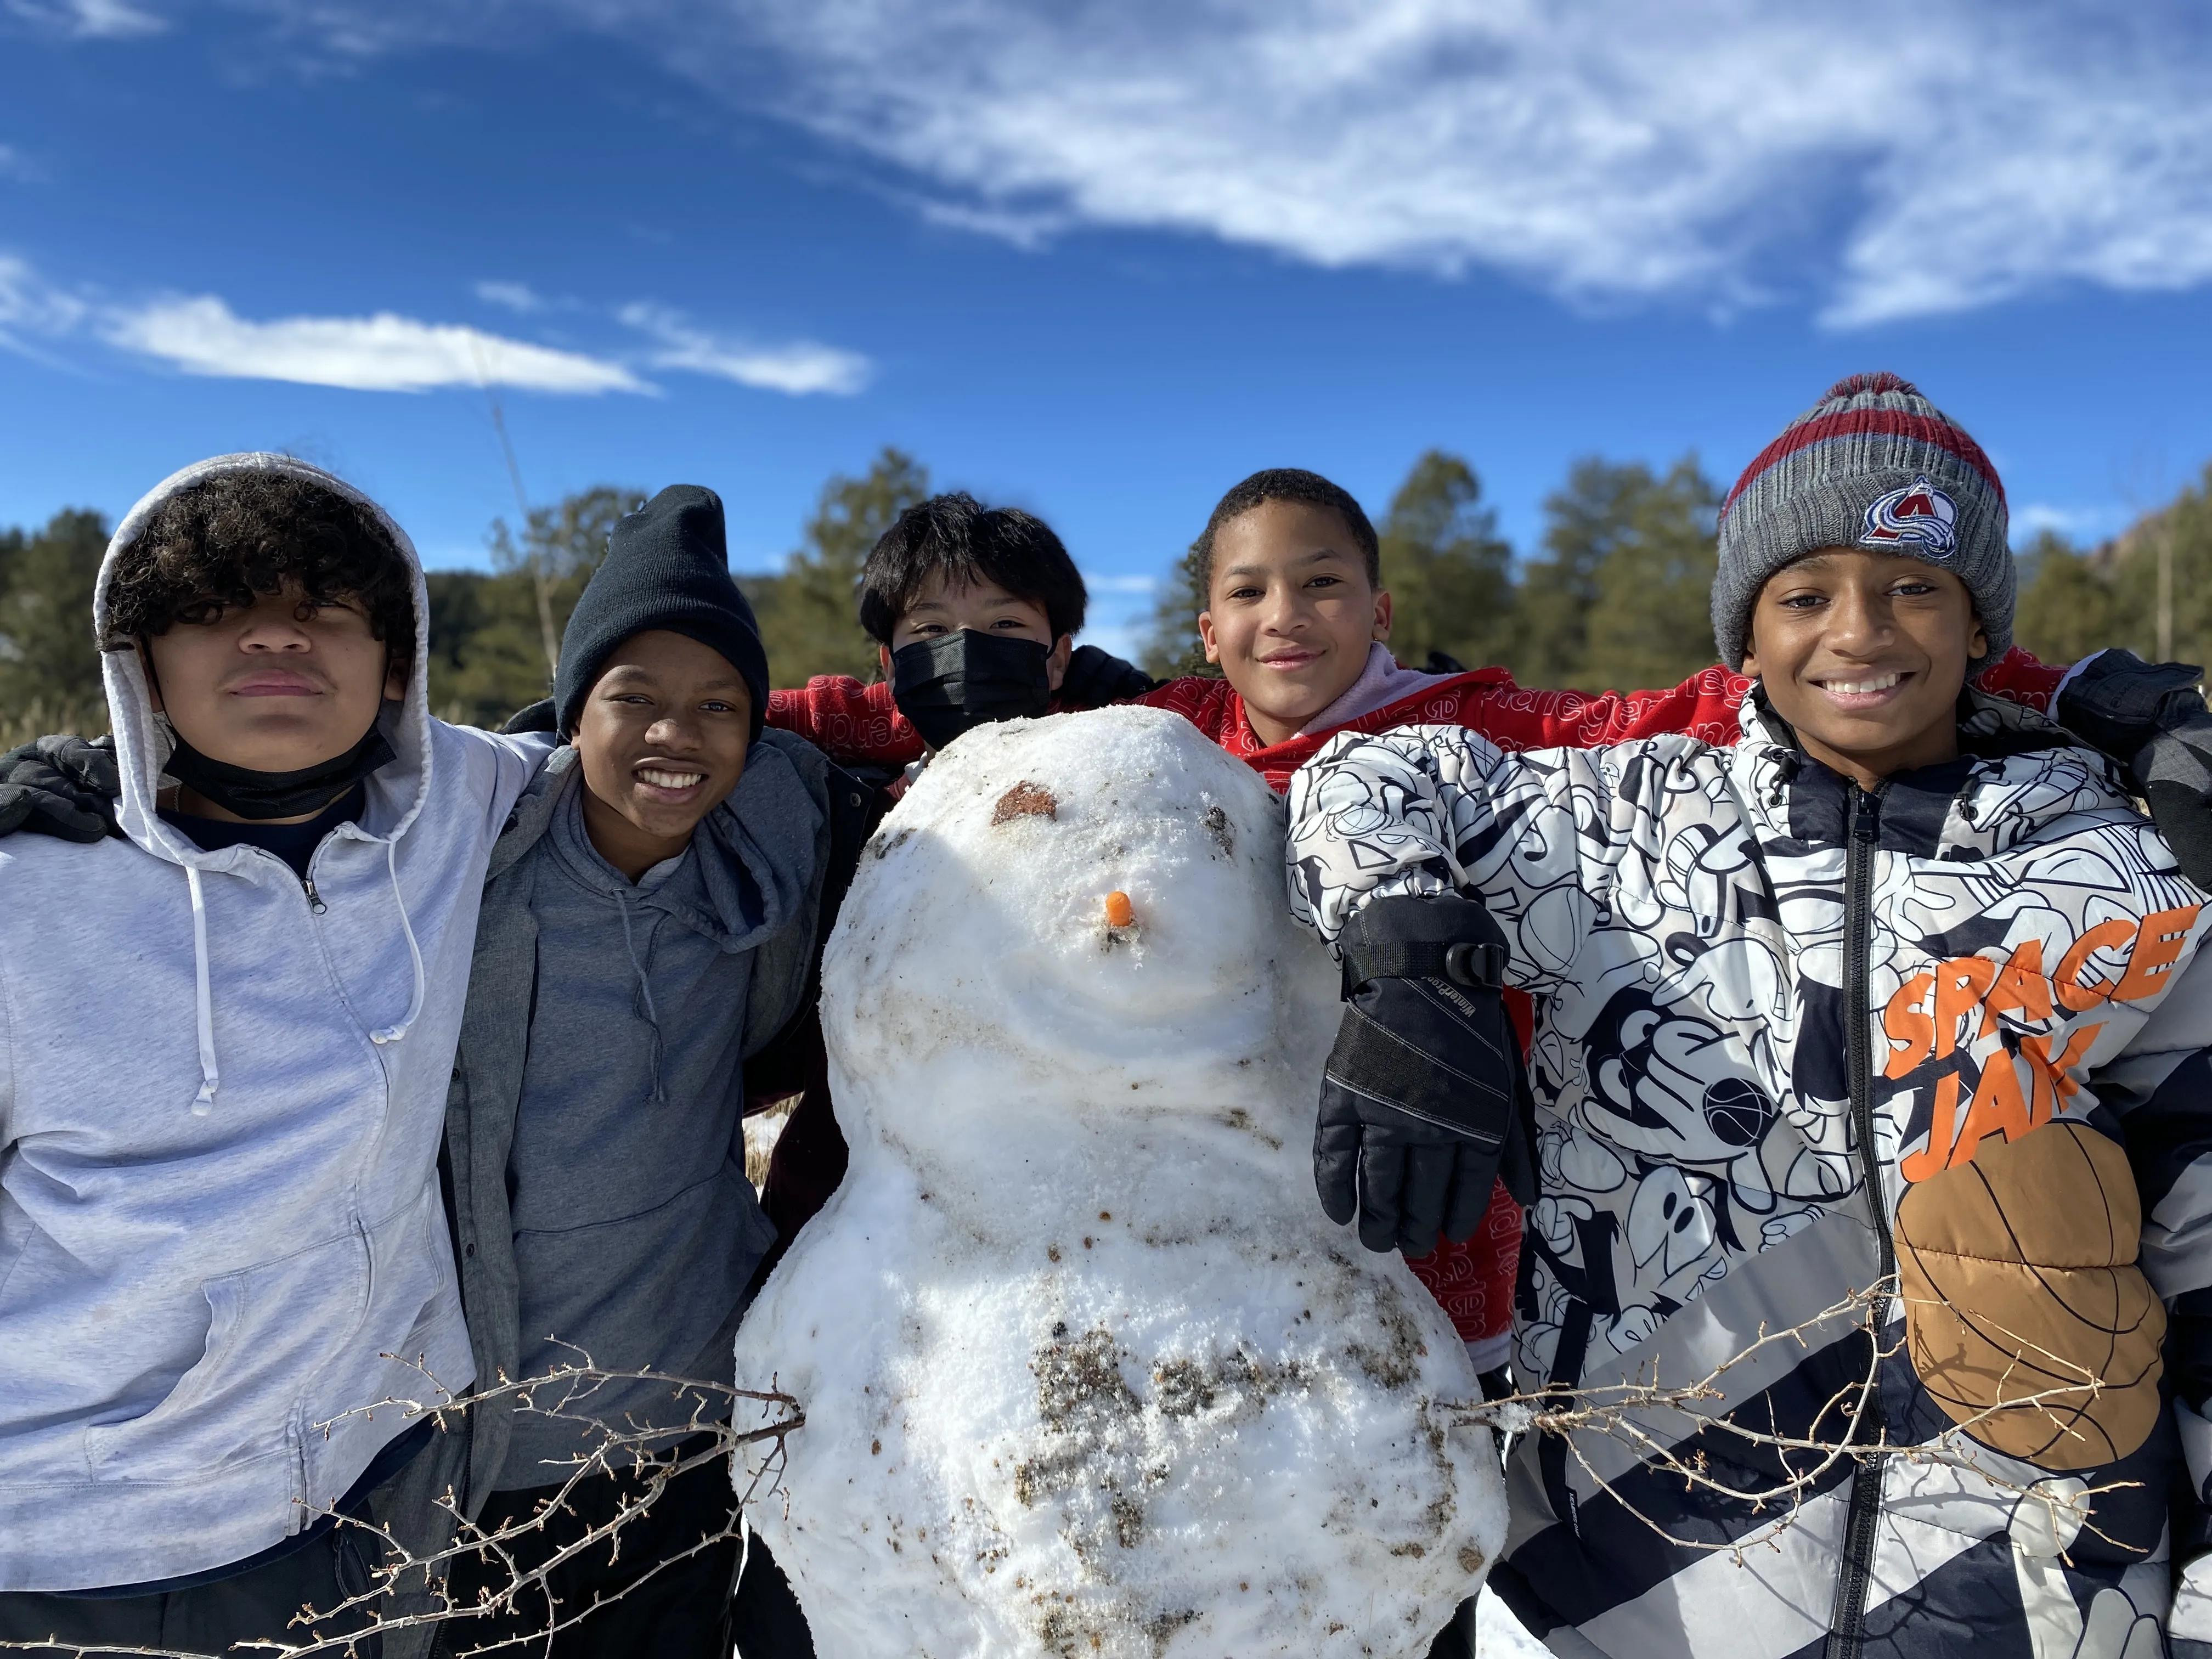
[101, 469, 416, 664]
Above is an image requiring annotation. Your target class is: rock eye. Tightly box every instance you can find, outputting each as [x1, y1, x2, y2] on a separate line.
[994, 782, 1058, 823]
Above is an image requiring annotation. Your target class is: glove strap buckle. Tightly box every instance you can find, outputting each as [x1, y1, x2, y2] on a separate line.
[1341, 937, 1506, 996]
[1444, 940, 1506, 990]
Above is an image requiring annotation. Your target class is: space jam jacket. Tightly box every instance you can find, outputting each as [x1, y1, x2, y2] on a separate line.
[1285, 691, 2212, 1659]
[767, 652, 2070, 1365]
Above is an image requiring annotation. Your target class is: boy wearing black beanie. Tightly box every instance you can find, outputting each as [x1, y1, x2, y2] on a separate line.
[375, 485, 843, 1659]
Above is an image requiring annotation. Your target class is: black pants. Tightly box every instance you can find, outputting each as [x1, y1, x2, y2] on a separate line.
[731, 1532, 812, 1659]
[0, 1525, 384, 1658]
[433, 1438, 752, 1659]
[1427, 1595, 1478, 1659]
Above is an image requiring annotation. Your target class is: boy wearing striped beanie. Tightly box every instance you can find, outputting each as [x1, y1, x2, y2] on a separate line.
[1711, 369, 2013, 673]
[1283, 373, 2212, 1656]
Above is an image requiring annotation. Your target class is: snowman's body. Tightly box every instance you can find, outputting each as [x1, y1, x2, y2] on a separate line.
[735, 708, 1503, 1658]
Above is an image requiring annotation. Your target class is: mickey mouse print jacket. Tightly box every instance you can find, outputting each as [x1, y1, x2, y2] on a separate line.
[1286, 691, 2212, 1659]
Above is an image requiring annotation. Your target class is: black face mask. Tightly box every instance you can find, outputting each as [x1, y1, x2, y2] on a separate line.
[163, 718, 397, 821]
[891, 630, 1054, 752]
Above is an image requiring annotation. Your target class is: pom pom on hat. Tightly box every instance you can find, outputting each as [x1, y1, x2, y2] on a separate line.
[1712, 373, 2011, 672]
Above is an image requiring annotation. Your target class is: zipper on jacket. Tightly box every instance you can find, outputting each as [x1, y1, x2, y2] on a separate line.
[302, 872, 327, 915]
[1826, 781, 1891, 1658]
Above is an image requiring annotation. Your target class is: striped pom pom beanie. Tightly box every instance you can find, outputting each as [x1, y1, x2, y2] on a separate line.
[1712, 372, 2011, 672]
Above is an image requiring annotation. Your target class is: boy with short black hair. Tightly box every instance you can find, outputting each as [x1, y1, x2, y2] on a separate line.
[772, 490, 1148, 765]
[1284, 373, 2212, 1654]
[0, 455, 550, 1652]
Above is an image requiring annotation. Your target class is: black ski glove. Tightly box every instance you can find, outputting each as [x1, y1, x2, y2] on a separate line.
[2057, 650, 2212, 891]
[1056, 645, 1156, 710]
[1318, 891, 1533, 1258]
[0, 734, 121, 843]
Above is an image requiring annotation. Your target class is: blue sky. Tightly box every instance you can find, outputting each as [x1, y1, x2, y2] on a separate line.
[5, 0, 2212, 658]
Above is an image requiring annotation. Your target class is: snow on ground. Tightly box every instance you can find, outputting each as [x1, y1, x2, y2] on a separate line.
[735, 708, 1507, 1657]
[1480, 1585, 1548, 1657]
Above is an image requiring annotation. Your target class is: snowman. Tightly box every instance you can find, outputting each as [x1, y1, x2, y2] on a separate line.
[733, 707, 1503, 1658]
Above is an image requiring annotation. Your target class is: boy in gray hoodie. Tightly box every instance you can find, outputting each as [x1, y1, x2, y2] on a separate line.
[371, 486, 840, 1659]
[0, 456, 552, 1652]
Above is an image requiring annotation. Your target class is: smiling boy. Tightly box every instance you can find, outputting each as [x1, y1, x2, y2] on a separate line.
[366, 486, 842, 1659]
[1284, 374, 2212, 1655]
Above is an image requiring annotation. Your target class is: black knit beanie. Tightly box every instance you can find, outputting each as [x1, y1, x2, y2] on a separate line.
[554, 484, 770, 741]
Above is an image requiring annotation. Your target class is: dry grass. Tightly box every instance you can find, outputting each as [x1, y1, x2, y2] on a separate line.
[744, 1097, 798, 1190]
[0, 698, 107, 752]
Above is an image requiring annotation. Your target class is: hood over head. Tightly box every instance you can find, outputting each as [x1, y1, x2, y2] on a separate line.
[94, 453, 433, 867]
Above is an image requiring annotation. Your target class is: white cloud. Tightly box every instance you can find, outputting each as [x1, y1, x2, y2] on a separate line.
[64, 2, 2212, 325]
[618, 302, 871, 395]
[474, 279, 549, 314]
[7, 0, 165, 38]
[103, 294, 648, 393]
[0, 253, 87, 337]
[2012, 503, 2122, 545]
[429, 0, 2212, 326]
[0, 145, 39, 183]
[710, 0, 2212, 328]
[1081, 572, 1156, 596]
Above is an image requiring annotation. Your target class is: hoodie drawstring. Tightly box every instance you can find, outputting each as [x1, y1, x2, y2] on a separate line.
[182, 840, 423, 1114]
[184, 866, 219, 1116]
[614, 888, 668, 1106]
[371, 838, 426, 1047]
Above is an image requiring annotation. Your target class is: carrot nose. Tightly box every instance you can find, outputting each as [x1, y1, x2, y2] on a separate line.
[1104, 890, 1135, 929]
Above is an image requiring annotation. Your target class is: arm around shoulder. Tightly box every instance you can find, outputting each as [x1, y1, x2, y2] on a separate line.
[432, 720, 558, 835]
[765, 677, 923, 768]
[1285, 723, 1611, 992]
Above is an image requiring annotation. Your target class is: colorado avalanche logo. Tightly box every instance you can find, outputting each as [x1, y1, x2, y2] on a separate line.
[1859, 474, 1959, 558]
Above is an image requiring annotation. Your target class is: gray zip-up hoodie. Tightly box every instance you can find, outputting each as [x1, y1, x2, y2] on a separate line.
[0, 454, 549, 1591]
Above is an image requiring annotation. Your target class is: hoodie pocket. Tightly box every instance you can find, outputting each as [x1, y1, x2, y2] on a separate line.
[84, 1226, 371, 1484]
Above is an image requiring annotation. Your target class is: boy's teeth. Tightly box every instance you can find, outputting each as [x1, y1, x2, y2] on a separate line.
[1825, 673, 1901, 695]
[639, 768, 703, 789]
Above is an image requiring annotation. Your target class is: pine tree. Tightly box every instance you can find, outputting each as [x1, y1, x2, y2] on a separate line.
[0, 509, 110, 738]
[425, 486, 637, 727]
[1376, 450, 1515, 673]
[1512, 455, 1720, 690]
[1138, 542, 1218, 680]
[743, 448, 929, 686]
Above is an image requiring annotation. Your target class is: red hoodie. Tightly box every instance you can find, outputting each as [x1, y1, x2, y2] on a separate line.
[766, 648, 2066, 1358]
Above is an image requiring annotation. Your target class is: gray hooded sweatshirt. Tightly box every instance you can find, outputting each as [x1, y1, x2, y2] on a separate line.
[497, 747, 816, 1481]
[0, 454, 550, 1591]
[370, 729, 842, 1656]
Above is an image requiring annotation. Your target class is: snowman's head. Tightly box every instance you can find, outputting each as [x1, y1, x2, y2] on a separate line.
[822, 706, 1335, 1123]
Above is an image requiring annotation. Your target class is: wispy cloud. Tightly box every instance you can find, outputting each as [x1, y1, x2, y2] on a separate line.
[0, 145, 40, 183]
[2013, 503, 2123, 545]
[719, 0, 2212, 329]
[103, 295, 648, 392]
[1081, 572, 1156, 596]
[475, 279, 549, 314]
[8, 0, 165, 38]
[618, 302, 871, 396]
[0, 255, 871, 398]
[225, 0, 2212, 329]
[0, 254, 87, 340]
[50, 2, 2212, 326]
